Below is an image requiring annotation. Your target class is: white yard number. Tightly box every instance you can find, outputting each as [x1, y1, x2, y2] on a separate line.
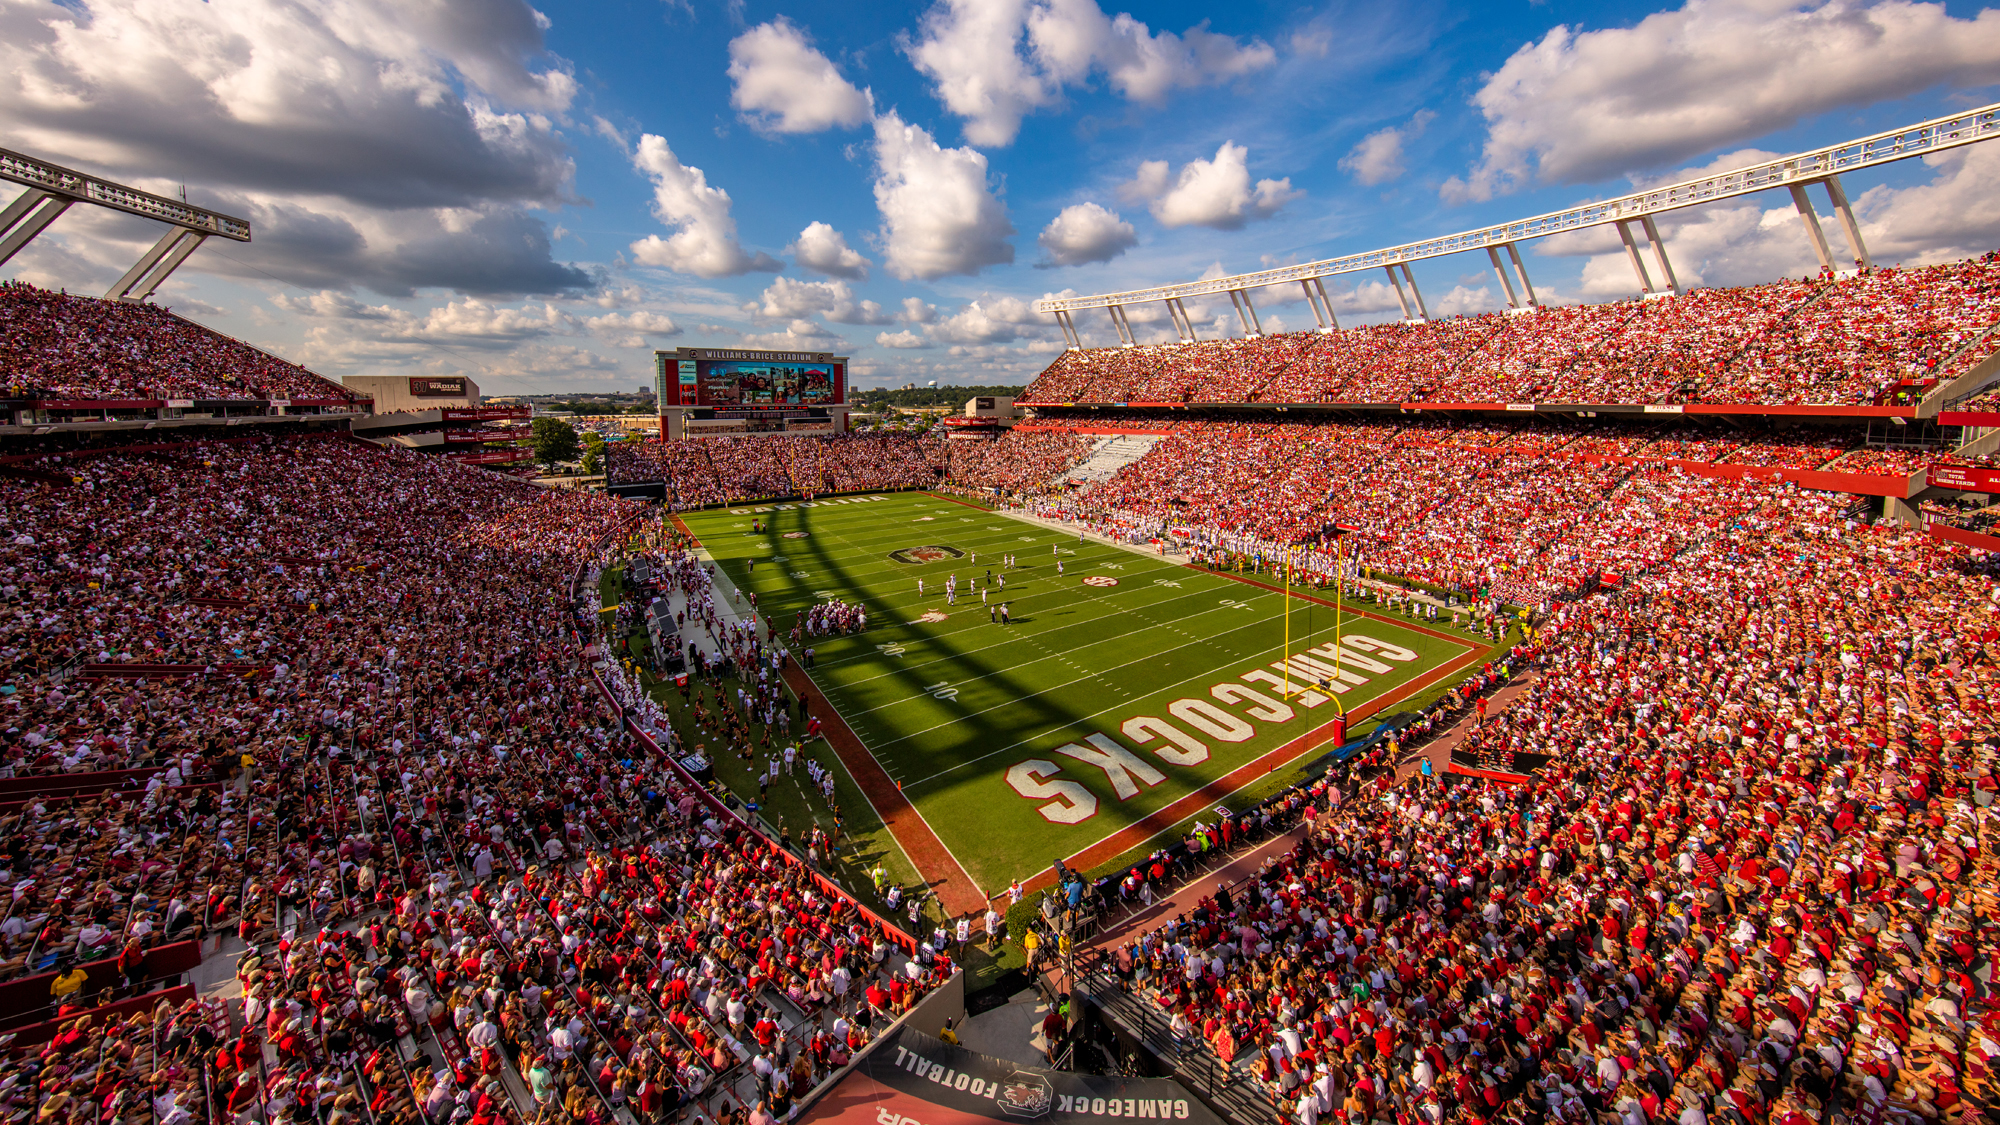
[1101, 563, 1125, 571]
[1217, 598, 1252, 610]
[813, 590, 837, 599]
[1153, 578, 1183, 588]
[923, 681, 959, 701]
[987, 526, 1003, 530]
[961, 518, 975, 522]
[1019, 536, 1037, 542]
[876, 643, 907, 657]
[790, 571, 809, 579]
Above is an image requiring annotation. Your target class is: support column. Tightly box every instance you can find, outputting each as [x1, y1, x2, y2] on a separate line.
[1239, 289, 1264, 336]
[0, 189, 54, 242]
[1107, 305, 1134, 346]
[1300, 280, 1328, 330]
[1639, 216, 1681, 296]
[1505, 243, 1538, 307]
[1384, 265, 1413, 320]
[109, 228, 191, 302]
[1616, 221, 1656, 294]
[1171, 297, 1200, 342]
[1823, 175, 1873, 272]
[0, 191, 72, 267]
[133, 232, 206, 303]
[1789, 183, 1838, 276]
[1399, 263, 1428, 321]
[1312, 278, 1338, 330]
[1053, 310, 1080, 348]
[1228, 290, 1255, 337]
[1486, 246, 1522, 308]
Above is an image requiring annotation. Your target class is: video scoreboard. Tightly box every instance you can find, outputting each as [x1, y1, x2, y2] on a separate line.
[654, 347, 846, 409]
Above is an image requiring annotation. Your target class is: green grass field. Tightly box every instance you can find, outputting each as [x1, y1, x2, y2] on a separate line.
[679, 491, 1489, 896]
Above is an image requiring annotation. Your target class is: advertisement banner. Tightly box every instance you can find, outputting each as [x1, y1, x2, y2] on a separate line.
[1927, 463, 2000, 492]
[408, 377, 468, 398]
[797, 1029, 1220, 1125]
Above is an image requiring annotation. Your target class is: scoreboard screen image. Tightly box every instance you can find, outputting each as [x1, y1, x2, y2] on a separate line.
[658, 348, 847, 409]
[696, 359, 838, 406]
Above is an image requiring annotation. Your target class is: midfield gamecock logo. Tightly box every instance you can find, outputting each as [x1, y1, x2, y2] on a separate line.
[889, 545, 966, 565]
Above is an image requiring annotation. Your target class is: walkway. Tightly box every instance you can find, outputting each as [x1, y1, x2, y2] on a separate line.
[1393, 671, 1538, 783]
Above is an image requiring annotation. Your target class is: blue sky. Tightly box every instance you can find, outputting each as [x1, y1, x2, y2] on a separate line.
[4, 0, 2000, 395]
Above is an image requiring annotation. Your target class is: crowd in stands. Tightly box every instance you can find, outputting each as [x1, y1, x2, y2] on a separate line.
[945, 430, 1096, 493]
[1022, 255, 2000, 408]
[607, 435, 945, 505]
[1095, 486, 1999, 1125]
[0, 433, 947, 1125]
[1041, 419, 1778, 603]
[0, 283, 364, 403]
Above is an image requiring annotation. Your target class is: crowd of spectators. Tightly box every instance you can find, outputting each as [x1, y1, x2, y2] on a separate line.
[0, 433, 947, 1125]
[1020, 254, 2000, 408]
[0, 283, 365, 403]
[1098, 486, 1999, 1125]
[1048, 419, 1820, 603]
[606, 435, 945, 505]
[945, 430, 1096, 493]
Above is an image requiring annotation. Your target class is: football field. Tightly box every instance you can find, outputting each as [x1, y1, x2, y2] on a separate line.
[676, 491, 1488, 903]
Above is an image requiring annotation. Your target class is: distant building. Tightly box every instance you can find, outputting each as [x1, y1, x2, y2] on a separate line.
[941, 395, 1021, 439]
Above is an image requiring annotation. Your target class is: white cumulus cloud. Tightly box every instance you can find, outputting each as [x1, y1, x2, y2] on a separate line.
[1118, 142, 1300, 229]
[1444, 0, 2000, 202]
[1339, 110, 1435, 187]
[1036, 203, 1138, 267]
[871, 112, 1015, 280]
[747, 277, 894, 325]
[876, 329, 931, 348]
[0, 0, 588, 297]
[586, 310, 682, 348]
[627, 134, 782, 278]
[929, 296, 1052, 344]
[727, 19, 873, 135]
[787, 222, 873, 279]
[904, 0, 1275, 146]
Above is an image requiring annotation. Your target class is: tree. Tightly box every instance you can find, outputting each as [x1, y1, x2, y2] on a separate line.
[531, 417, 582, 470]
[581, 437, 604, 476]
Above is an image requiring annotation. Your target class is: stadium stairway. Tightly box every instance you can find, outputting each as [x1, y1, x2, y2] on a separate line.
[1060, 435, 1162, 490]
[1075, 966, 1280, 1125]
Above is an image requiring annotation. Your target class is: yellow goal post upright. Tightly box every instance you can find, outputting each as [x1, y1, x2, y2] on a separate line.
[1273, 522, 1358, 725]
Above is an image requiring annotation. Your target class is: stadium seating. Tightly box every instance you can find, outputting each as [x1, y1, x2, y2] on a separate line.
[1099, 481, 1999, 1125]
[1021, 253, 2000, 407]
[0, 433, 948, 1125]
[0, 281, 362, 402]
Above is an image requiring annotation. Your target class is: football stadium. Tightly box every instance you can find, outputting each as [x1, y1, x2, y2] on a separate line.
[3, 6, 2000, 1125]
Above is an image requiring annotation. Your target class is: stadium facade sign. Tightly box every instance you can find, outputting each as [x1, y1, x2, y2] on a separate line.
[410, 377, 468, 397]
